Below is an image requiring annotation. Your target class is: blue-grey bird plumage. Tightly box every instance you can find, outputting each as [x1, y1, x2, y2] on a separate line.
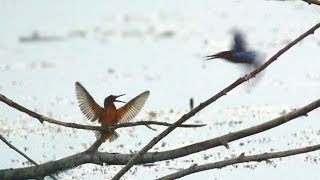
[206, 31, 262, 68]
[232, 32, 246, 51]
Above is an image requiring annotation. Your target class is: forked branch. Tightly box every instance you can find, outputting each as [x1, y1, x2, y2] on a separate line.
[1, 98, 319, 179]
[112, 23, 320, 180]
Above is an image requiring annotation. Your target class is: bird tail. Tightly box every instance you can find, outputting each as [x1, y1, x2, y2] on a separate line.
[108, 131, 120, 142]
[95, 131, 102, 139]
[86, 131, 120, 152]
[95, 130, 120, 142]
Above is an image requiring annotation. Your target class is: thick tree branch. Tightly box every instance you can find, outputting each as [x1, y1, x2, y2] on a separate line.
[0, 134, 57, 180]
[1, 98, 319, 179]
[112, 23, 320, 180]
[0, 94, 205, 131]
[158, 143, 320, 180]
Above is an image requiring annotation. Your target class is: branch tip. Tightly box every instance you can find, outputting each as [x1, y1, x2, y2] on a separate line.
[238, 153, 245, 158]
[219, 138, 230, 149]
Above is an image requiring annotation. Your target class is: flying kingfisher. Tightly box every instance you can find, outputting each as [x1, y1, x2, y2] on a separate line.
[205, 31, 263, 69]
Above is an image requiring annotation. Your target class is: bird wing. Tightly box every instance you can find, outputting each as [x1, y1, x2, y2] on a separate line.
[232, 32, 247, 51]
[233, 51, 257, 64]
[117, 91, 150, 124]
[75, 82, 103, 122]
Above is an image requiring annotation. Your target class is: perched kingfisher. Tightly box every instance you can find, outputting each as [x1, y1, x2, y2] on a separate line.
[75, 82, 150, 146]
[205, 31, 262, 69]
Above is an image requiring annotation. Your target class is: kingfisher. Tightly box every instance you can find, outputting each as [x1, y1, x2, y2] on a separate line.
[205, 31, 262, 69]
[75, 82, 150, 147]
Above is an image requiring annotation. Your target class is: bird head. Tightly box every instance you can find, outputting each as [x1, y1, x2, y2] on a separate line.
[104, 94, 126, 106]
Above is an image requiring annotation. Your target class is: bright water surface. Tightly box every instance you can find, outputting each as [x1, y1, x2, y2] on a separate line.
[0, 0, 320, 179]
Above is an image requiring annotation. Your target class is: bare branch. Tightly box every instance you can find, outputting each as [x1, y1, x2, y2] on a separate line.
[0, 134, 38, 165]
[1, 98, 319, 179]
[0, 94, 44, 123]
[112, 23, 320, 180]
[0, 94, 205, 131]
[158, 143, 320, 180]
[144, 124, 157, 131]
[0, 134, 57, 180]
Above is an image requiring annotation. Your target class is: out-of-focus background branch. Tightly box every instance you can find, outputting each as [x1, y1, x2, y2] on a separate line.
[302, 0, 320, 6]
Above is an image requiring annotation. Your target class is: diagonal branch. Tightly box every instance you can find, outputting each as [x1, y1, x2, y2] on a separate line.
[0, 134, 38, 165]
[0, 134, 57, 180]
[158, 143, 320, 180]
[0, 94, 205, 131]
[1, 98, 319, 179]
[112, 23, 320, 180]
[302, 0, 320, 6]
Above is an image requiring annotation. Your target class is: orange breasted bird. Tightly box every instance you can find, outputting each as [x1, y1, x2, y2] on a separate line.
[75, 82, 150, 143]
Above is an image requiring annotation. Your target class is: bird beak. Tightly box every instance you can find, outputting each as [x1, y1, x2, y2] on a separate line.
[115, 94, 126, 103]
[205, 54, 218, 60]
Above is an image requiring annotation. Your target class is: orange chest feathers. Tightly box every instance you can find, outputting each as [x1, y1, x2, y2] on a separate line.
[99, 104, 119, 125]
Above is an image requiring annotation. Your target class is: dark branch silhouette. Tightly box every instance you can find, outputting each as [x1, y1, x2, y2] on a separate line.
[0, 94, 205, 131]
[0, 98, 319, 179]
[0, 134, 57, 180]
[112, 23, 320, 180]
[158, 143, 320, 180]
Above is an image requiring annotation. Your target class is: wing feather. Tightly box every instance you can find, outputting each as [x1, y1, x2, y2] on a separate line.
[75, 82, 103, 122]
[232, 32, 247, 51]
[117, 91, 150, 124]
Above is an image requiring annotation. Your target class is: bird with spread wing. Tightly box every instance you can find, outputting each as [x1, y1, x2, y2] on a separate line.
[75, 82, 150, 150]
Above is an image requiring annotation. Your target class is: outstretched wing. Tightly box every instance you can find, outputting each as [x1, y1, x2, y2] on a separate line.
[75, 82, 103, 122]
[232, 32, 247, 51]
[117, 91, 150, 124]
[233, 51, 257, 64]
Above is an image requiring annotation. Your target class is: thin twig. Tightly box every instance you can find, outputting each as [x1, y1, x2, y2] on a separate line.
[0, 94, 205, 131]
[158, 143, 320, 180]
[0, 134, 38, 165]
[0, 134, 57, 180]
[145, 124, 157, 131]
[112, 23, 320, 180]
[1, 98, 319, 179]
